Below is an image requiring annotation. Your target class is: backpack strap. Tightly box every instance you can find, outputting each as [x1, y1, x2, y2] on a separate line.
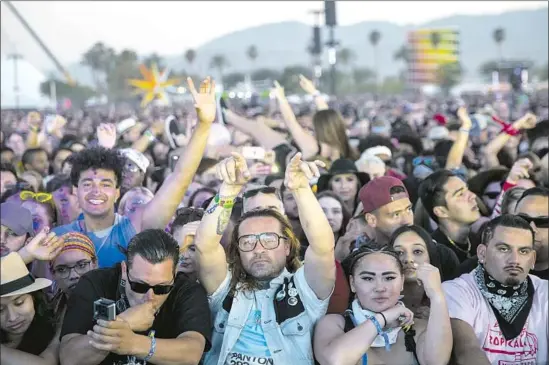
[342, 310, 356, 333]
[403, 325, 419, 364]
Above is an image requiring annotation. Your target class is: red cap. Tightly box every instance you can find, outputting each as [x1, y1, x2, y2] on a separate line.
[359, 176, 409, 213]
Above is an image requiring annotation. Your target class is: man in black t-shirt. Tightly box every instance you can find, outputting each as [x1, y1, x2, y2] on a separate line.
[59, 229, 212, 365]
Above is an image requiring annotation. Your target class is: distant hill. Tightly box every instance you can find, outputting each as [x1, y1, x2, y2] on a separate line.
[64, 7, 548, 86]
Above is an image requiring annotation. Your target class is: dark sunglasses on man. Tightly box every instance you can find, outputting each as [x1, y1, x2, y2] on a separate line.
[125, 267, 174, 295]
[517, 214, 549, 229]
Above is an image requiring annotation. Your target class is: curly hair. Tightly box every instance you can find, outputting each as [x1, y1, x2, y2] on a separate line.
[228, 208, 302, 296]
[70, 147, 125, 188]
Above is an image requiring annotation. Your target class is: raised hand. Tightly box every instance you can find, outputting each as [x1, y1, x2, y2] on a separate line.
[514, 112, 537, 130]
[272, 80, 286, 100]
[457, 107, 472, 130]
[27, 111, 42, 129]
[187, 76, 217, 124]
[216, 152, 251, 187]
[415, 263, 443, 299]
[507, 158, 533, 184]
[19, 227, 64, 262]
[48, 115, 67, 137]
[178, 221, 201, 251]
[96, 123, 117, 149]
[298, 74, 318, 95]
[284, 152, 325, 191]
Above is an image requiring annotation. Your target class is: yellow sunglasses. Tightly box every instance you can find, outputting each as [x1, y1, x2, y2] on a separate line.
[19, 190, 53, 203]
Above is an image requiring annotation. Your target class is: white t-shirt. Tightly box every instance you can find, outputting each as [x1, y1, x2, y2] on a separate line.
[443, 273, 548, 365]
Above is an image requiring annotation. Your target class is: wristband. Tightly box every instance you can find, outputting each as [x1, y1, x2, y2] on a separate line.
[144, 129, 157, 142]
[378, 312, 387, 328]
[502, 124, 520, 137]
[459, 128, 470, 134]
[214, 194, 235, 209]
[143, 330, 156, 362]
[368, 315, 390, 351]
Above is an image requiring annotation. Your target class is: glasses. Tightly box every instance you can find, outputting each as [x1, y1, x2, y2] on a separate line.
[20, 190, 52, 203]
[243, 186, 280, 200]
[125, 267, 174, 295]
[517, 214, 549, 228]
[483, 192, 500, 200]
[53, 261, 92, 278]
[237, 232, 287, 252]
[413, 156, 436, 167]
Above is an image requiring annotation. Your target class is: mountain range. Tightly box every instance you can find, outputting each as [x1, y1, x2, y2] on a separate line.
[61, 7, 548, 86]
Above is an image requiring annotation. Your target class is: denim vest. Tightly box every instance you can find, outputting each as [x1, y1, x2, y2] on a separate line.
[204, 267, 330, 365]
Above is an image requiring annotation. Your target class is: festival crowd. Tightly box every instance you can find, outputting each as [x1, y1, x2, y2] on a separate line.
[0, 74, 548, 365]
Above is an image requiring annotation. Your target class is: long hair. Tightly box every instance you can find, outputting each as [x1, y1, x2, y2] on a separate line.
[228, 209, 302, 295]
[313, 109, 359, 160]
[1, 290, 56, 354]
[316, 190, 351, 237]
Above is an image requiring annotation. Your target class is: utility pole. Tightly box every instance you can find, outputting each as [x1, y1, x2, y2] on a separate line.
[324, 1, 338, 96]
[308, 9, 324, 88]
[7, 53, 23, 110]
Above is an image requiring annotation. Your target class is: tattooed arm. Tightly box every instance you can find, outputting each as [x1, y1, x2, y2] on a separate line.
[194, 153, 250, 295]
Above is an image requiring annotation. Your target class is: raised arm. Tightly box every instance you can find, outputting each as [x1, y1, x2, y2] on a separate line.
[195, 153, 251, 294]
[273, 81, 319, 159]
[132, 77, 215, 231]
[414, 263, 452, 365]
[299, 74, 329, 111]
[445, 107, 472, 170]
[223, 109, 287, 150]
[482, 113, 536, 168]
[285, 152, 335, 299]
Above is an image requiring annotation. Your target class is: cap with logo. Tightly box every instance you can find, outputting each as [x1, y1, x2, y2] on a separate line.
[119, 148, 150, 173]
[359, 176, 409, 213]
[0, 202, 34, 237]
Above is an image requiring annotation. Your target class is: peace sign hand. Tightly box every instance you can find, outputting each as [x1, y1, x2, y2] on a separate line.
[216, 152, 251, 187]
[187, 76, 217, 125]
[284, 152, 325, 191]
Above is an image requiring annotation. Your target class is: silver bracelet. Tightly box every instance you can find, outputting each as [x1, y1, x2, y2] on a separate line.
[459, 128, 470, 133]
[143, 332, 156, 362]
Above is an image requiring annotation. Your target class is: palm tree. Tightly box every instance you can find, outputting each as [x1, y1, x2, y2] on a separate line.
[143, 53, 164, 69]
[369, 30, 381, 85]
[493, 27, 505, 62]
[246, 45, 258, 67]
[81, 42, 110, 92]
[184, 49, 196, 75]
[210, 54, 229, 82]
[337, 48, 355, 71]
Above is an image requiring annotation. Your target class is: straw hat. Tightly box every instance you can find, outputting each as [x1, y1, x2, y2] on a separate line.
[1, 253, 52, 297]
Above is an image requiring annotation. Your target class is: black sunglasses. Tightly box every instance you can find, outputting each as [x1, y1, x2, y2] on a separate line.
[483, 192, 500, 200]
[517, 214, 549, 228]
[243, 186, 280, 200]
[125, 267, 174, 295]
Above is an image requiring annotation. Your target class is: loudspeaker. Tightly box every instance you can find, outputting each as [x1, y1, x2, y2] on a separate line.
[312, 26, 322, 54]
[325, 1, 337, 27]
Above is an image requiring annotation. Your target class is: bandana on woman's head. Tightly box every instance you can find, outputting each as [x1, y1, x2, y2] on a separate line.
[473, 264, 534, 340]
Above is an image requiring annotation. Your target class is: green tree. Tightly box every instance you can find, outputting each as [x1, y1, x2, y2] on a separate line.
[352, 67, 376, 86]
[81, 42, 115, 92]
[251, 68, 280, 82]
[369, 30, 381, 83]
[436, 62, 463, 95]
[108, 49, 140, 101]
[247, 45, 258, 67]
[223, 72, 246, 89]
[493, 28, 505, 61]
[393, 44, 410, 65]
[143, 53, 164, 69]
[337, 48, 356, 71]
[210, 54, 229, 81]
[39, 79, 96, 107]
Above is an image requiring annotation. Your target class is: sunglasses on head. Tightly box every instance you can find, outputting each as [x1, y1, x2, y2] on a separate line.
[517, 214, 549, 228]
[20, 190, 52, 203]
[413, 156, 436, 167]
[125, 267, 174, 295]
[483, 191, 500, 200]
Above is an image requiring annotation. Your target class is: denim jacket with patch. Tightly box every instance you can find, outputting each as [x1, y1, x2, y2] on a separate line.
[203, 267, 331, 365]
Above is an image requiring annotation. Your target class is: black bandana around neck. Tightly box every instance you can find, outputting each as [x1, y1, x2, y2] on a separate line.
[474, 264, 534, 340]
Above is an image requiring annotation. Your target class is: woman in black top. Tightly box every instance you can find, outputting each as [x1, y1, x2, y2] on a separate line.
[1, 252, 59, 365]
